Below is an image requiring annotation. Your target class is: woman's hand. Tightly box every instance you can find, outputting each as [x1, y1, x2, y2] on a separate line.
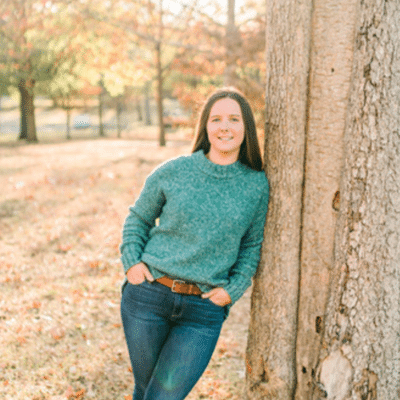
[201, 288, 231, 307]
[126, 262, 154, 285]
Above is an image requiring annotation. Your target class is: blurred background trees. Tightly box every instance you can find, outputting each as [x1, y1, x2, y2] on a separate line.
[0, 0, 266, 144]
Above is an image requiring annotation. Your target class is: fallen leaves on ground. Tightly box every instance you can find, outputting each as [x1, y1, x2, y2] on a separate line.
[0, 138, 250, 399]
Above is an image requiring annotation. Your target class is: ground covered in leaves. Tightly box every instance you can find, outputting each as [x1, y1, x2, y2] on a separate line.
[0, 137, 251, 400]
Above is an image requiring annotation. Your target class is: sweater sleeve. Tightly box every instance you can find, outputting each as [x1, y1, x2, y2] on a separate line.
[223, 180, 269, 304]
[120, 167, 166, 273]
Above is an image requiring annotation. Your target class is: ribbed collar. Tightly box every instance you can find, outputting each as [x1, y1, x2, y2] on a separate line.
[192, 150, 246, 178]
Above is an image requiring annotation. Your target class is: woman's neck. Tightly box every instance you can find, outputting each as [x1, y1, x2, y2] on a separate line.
[206, 149, 239, 165]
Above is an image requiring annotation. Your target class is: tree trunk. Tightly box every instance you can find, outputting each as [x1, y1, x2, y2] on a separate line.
[19, 93, 28, 140]
[18, 78, 37, 143]
[156, 0, 166, 147]
[136, 98, 143, 122]
[295, 1, 358, 398]
[116, 97, 122, 138]
[99, 83, 105, 137]
[247, 0, 400, 399]
[313, 1, 400, 398]
[224, 0, 238, 86]
[156, 42, 166, 147]
[144, 82, 152, 126]
[245, 0, 313, 398]
[66, 106, 71, 140]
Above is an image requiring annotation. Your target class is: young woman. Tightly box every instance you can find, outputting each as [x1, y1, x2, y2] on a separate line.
[120, 87, 269, 400]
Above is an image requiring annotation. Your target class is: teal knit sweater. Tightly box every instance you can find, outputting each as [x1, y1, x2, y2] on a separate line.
[120, 150, 269, 306]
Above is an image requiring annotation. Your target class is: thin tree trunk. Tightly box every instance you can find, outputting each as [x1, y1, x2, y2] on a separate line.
[156, 0, 166, 147]
[19, 89, 28, 140]
[66, 104, 71, 140]
[224, 0, 238, 86]
[156, 42, 166, 147]
[144, 82, 151, 126]
[116, 97, 122, 138]
[136, 98, 143, 122]
[99, 83, 105, 137]
[18, 78, 37, 143]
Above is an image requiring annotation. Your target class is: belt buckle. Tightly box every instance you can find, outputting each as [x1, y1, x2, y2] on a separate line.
[171, 279, 186, 293]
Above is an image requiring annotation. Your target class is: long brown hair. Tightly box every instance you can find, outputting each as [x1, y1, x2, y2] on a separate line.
[192, 87, 263, 171]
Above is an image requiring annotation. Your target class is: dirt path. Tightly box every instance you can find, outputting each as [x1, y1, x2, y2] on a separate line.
[0, 139, 251, 400]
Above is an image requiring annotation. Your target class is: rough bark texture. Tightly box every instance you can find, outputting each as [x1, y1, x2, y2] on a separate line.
[295, 1, 358, 398]
[314, 1, 400, 399]
[247, 0, 400, 399]
[245, 0, 312, 398]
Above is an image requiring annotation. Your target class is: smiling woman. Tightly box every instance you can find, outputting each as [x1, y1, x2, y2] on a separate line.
[120, 86, 269, 400]
[206, 98, 245, 165]
[193, 87, 263, 171]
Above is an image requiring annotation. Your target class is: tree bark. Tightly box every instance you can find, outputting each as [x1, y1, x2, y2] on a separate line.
[245, 0, 313, 398]
[295, 1, 358, 398]
[247, 0, 400, 399]
[18, 78, 37, 143]
[313, 1, 400, 398]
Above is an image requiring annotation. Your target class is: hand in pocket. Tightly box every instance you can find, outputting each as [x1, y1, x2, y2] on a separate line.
[126, 262, 154, 285]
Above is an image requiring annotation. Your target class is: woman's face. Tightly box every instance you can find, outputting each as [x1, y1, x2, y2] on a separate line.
[206, 98, 245, 161]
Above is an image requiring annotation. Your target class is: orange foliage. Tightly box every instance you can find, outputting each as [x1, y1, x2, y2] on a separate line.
[65, 386, 86, 399]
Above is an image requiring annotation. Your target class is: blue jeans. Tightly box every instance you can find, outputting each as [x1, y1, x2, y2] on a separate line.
[120, 280, 226, 400]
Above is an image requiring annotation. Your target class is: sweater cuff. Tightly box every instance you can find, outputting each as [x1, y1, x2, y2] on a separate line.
[121, 252, 141, 274]
[223, 279, 251, 305]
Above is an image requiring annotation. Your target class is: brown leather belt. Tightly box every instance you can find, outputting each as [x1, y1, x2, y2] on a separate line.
[156, 276, 202, 296]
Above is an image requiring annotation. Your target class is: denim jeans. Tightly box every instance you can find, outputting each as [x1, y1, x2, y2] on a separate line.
[120, 280, 226, 400]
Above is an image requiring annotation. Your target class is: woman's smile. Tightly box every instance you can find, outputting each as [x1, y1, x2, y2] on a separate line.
[206, 98, 245, 164]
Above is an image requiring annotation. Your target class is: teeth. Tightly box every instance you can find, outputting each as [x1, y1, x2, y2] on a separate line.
[218, 137, 233, 141]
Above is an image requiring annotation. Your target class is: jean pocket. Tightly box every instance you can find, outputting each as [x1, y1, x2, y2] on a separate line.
[128, 279, 146, 286]
[204, 298, 225, 308]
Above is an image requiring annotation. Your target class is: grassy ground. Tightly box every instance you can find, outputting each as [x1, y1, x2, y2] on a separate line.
[0, 132, 251, 399]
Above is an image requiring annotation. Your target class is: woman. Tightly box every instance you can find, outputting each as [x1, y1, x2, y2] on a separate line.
[120, 87, 269, 400]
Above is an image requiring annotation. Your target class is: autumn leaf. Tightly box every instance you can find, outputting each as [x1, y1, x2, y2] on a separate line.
[64, 386, 85, 399]
[74, 388, 85, 399]
[17, 336, 27, 345]
[89, 260, 100, 269]
[31, 301, 41, 309]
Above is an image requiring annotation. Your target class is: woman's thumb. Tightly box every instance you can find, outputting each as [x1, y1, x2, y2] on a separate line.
[142, 265, 154, 282]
